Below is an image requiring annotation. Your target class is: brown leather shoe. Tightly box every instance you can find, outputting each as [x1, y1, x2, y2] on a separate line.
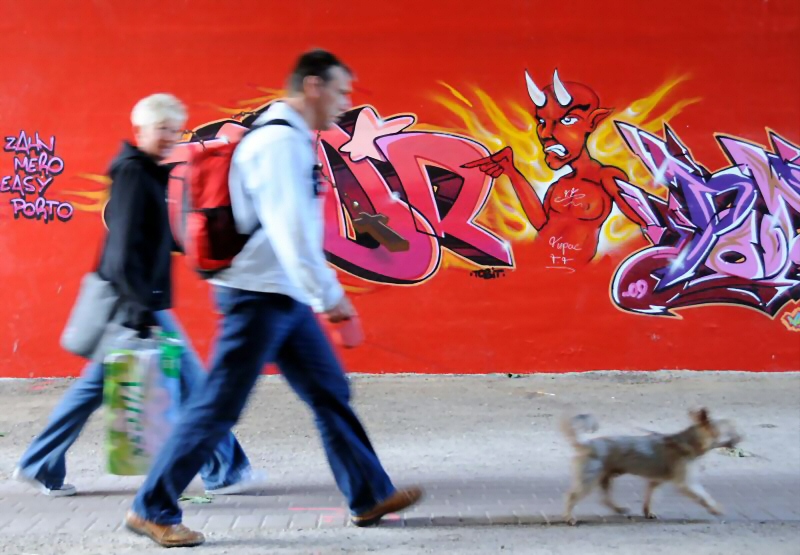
[124, 510, 205, 548]
[351, 486, 424, 527]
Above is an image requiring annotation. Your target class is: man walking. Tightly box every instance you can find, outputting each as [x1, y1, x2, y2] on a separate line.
[124, 50, 422, 548]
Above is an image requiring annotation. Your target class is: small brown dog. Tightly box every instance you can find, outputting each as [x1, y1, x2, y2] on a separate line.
[561, 408, 741, 525]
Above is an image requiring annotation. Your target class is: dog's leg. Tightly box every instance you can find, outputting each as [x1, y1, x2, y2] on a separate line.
[643, 481, 660, 519]
[564, 459, 601, 526]
[600, 474, 629, 515]
[677, 480, 723, 516]
[564, 486, 590, 527]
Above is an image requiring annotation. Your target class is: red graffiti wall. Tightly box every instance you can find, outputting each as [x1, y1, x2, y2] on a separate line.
[1, 0, 798, 377]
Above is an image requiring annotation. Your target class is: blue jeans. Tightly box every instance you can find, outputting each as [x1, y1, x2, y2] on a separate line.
[17, 310, 251, 491]
[133, 288, 395, 525]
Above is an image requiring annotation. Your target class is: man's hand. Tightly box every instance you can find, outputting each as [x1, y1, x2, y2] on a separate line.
[326, 295, 356, 323]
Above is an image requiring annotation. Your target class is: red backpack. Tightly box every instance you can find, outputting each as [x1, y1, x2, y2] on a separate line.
[170, 119, 292, 278]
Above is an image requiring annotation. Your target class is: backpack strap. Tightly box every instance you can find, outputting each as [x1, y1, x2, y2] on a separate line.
[243, 118, 294, 139]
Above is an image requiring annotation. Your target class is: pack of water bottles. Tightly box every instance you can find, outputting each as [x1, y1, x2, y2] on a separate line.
[102, 330, 182, 475]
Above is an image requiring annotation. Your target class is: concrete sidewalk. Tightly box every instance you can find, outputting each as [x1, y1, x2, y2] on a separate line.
[1, 372, 798, 554]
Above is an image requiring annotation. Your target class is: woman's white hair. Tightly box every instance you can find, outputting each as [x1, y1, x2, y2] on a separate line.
[130, 93, 187, 128]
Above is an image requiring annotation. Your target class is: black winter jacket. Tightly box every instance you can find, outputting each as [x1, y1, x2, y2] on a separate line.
[97, 141, 177, 331]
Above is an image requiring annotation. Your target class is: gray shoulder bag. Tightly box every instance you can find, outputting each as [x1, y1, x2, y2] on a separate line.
[60, 271, 122, 360]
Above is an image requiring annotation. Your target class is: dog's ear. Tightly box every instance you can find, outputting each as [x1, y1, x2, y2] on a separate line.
[690, 407, 710, 424]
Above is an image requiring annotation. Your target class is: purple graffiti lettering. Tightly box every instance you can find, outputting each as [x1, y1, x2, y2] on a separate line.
[39, 152, 64, 175]
[21, 175, 36, 195]
[3, 130, 71, 224]
[34, 197, 47, 220]
[11, 198, 33, 218]
[14, 156, 36, 173]
[55, 202, 73, 221]
[1, 174, 37, 196]
[37, 176, 53, 194]
[612, 123, 800, 317]
[3, 131, 55, 154]
[9, 197, 73, 222]
[13, 153, 64, 176]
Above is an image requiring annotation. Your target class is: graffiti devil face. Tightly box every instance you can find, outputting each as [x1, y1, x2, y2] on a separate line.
[526, 70, 610, 170]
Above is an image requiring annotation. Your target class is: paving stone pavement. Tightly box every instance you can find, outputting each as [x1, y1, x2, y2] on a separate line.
[1, 472, 798, 537]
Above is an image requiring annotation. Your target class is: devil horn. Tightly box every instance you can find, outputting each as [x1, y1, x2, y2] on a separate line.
[553, 69, 572, 106]
[525, 70, 546, 108]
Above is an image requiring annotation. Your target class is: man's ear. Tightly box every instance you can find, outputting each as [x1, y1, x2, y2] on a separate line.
[303, 75, 324, 99]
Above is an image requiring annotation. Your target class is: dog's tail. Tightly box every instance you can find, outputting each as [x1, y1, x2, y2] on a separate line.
[561, 413, 599, 448]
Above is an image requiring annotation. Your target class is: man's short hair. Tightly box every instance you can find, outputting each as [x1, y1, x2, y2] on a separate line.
[288, 49, 351, 93]
[130, 93, 187, 128]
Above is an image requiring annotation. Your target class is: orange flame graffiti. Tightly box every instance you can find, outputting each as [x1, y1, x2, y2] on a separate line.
[205, 87, 285, 118]
[61, 173, 111, 212]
